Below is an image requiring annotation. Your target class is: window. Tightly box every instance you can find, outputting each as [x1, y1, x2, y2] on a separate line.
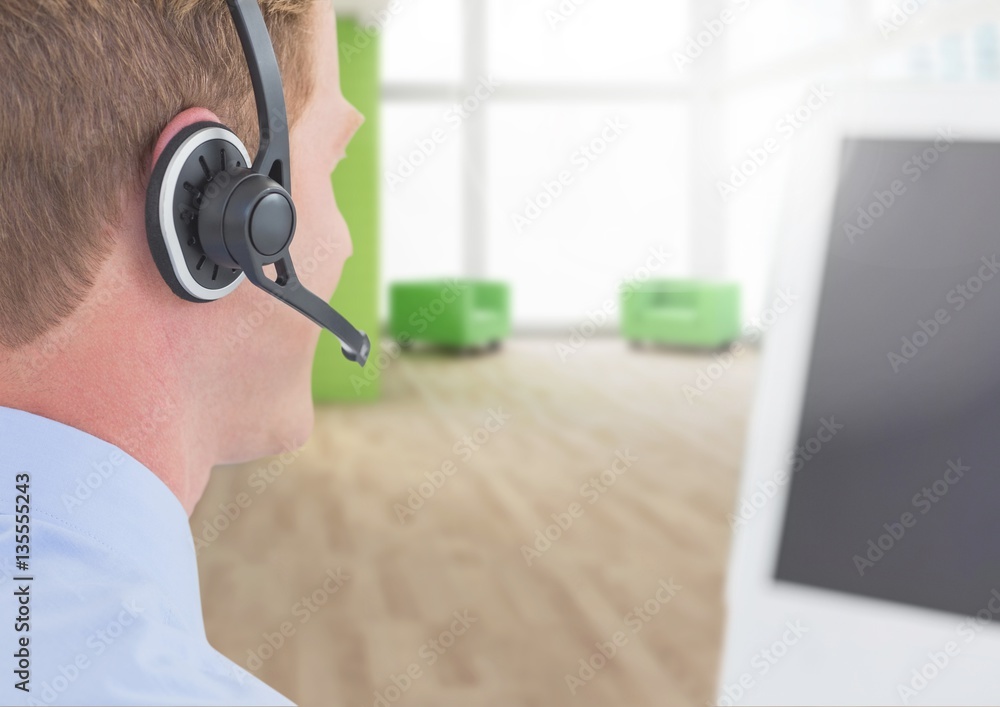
[380, 0, 1000, 328]
[380, 0, 690, 328]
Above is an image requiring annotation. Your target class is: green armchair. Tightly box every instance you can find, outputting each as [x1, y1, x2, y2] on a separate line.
[390, 280, 511, 350]
[622, 280, 741, 349]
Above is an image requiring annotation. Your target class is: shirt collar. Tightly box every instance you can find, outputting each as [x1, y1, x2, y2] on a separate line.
[0, 405, 205, 634]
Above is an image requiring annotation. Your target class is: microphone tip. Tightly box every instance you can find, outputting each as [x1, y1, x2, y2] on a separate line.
[342, 332, 371, 368]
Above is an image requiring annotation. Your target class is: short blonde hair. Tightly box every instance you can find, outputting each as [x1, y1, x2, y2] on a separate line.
[0, 0, 317, 348]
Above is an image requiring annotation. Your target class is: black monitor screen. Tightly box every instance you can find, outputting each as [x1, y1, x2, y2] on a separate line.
[775, 137, 1000, 619]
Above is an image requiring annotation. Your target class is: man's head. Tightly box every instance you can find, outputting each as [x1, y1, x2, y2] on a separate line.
[0, 1, 362, 478]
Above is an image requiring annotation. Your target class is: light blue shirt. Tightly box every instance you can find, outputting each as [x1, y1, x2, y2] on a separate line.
[0, 407, 295, 706]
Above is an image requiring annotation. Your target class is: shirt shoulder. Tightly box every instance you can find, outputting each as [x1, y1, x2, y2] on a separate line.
[0, 406, 295, 707]
[1, 515, 295, 706]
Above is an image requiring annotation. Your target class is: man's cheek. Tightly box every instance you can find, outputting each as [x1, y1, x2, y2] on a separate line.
[289, 226, 341, 299]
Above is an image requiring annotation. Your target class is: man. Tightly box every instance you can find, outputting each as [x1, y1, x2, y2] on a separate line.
[0, 0, 362, 704]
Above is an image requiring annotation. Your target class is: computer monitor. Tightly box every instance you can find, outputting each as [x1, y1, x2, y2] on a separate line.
[720, 84, 1000, 706]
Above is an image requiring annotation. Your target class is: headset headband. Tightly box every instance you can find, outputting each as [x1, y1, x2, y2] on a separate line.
[227, 0, 290, 190]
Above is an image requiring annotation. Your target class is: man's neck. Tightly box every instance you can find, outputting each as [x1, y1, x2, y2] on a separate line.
[0, 257, 214, 516]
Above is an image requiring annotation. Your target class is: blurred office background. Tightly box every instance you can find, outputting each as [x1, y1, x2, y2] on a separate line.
[192, 1, 1000, 706]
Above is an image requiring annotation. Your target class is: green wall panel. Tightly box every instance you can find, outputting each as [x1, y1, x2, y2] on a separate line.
[312, 18, 381, 403]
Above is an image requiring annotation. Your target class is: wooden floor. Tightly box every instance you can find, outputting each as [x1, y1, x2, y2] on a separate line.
[193, 339, 759, 707]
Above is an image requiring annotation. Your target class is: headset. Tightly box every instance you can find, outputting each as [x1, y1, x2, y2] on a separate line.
[145, 0, 371, 367]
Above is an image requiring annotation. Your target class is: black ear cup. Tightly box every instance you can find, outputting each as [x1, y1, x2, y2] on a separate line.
[145, 121, 252, 303]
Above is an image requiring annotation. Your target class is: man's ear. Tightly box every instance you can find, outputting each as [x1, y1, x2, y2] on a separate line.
[150, 107, 223, 171]
[144, 106, 233, 305]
